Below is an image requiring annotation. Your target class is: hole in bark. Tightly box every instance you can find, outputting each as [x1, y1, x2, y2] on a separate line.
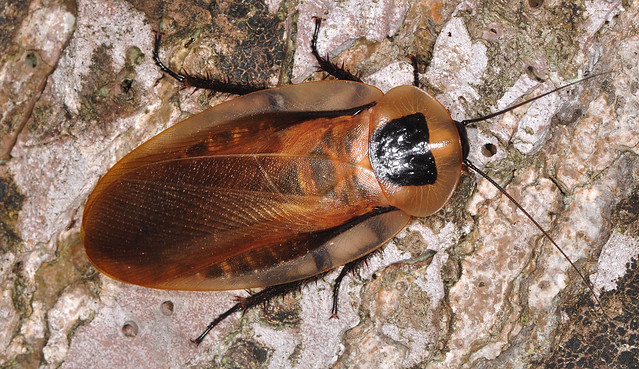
[528, 0, 544, 8]
[122, 321, 139, 337]
[161, 300, 174, 316]
[482, 143, 497, 157]
[26, 53, 38, 68]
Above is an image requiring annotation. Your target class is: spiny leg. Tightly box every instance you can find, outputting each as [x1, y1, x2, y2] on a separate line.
[411, 56, 420, 87]
[193, 277, 322, 344]
[195, 250, 377, 343]
[152, 32, 265, 95]
[311, 18, 422, 87]
[311, 17, 361, 82]
[330, 252, 377, 319]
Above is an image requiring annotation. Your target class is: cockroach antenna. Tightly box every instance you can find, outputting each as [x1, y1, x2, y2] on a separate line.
[85, 16, 612, 346]
[459, 71, 612, 312]
[459, 72, 610, 126]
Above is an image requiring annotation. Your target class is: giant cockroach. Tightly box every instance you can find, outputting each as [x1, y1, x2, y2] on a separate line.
[81, 18, 605, 344]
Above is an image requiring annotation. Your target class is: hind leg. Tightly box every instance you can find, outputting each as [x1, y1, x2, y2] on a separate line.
[152, 32, 265, 95]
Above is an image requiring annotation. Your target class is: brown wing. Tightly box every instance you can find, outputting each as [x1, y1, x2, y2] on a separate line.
[105, 80, 383, 178]
[82, 155, 409, 290]
[82, 81, 410, 290]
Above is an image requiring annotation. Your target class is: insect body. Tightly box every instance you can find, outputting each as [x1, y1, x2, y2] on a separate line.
[81, 18, 601, 344]
[81, 80, 466, 290]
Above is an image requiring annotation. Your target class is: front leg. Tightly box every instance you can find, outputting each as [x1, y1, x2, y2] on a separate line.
[311, 18, 362, 82]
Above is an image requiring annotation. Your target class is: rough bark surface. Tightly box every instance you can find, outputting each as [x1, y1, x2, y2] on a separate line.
[0, 0, 637, 368]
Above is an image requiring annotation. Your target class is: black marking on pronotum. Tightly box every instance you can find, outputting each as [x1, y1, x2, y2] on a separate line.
[369, 113, 437, 186]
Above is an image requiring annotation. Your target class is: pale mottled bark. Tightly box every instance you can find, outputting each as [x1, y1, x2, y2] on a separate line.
[1, 0, 637, 368]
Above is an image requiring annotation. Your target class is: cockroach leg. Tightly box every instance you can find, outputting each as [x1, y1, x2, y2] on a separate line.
[330, 254, 372, 319]
[410, 56, 420, 87]
[152, 32, 185, 83]
[311, 17, 361, 82]
[196, 250, 379, 343]
[152, 32, 265, 95]
[191, 303, 240, 345]
[194, 277, 328, 344]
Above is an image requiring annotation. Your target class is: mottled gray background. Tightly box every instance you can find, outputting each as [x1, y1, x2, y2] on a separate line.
[0, 0, 637, 368]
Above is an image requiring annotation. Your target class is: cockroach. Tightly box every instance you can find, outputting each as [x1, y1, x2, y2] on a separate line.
[81, 18, 605, 344]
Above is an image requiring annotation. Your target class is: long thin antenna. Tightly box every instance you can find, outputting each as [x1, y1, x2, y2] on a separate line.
[464, 159, 603, 308]
[460, 72, 610, 126]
